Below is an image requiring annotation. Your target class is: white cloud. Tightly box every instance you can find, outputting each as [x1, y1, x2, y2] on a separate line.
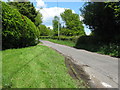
[39, 7, 65, 21]
[83, 24, 91, 35]
[38, 7, 75, 29]
[36, 0, 46, 8]
[79, 15, 84, 21]
[47, 25, 53, 29]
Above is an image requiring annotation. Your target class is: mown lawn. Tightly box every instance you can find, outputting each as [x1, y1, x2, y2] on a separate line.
[41, 39, 75, 47]
[2, 45, 83, 88]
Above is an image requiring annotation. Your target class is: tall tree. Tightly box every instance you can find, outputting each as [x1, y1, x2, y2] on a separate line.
[8, 1, 37, 23]
[60, 9, 85, 36]
[81, 2, 120, 43]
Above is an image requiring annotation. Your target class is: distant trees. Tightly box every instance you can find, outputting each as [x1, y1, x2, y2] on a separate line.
[60, 9, 85, 36]
[35, 11, 42, 27]
[2, 2, 39, 49]
[38, 25, 51, 36]
[52, 9, 85, 36]
[80, 2, 120, 43]
[52, 16, 61, 36]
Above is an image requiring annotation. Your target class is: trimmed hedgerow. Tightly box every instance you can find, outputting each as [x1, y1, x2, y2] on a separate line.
[2, 2, 40, 49]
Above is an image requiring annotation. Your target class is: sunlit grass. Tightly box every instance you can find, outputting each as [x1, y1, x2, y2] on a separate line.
[2, 45, 80, 88]
[41, 39, 75, 47]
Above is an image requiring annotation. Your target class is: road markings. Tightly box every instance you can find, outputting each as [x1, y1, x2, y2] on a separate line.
[101, 82, 112, 88]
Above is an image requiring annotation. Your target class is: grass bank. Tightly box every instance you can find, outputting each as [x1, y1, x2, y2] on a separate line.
[40, 39, 75, 47]
[2, 45, 87, 88]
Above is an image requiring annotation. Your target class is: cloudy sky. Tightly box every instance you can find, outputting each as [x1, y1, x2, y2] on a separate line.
[2, 0, 91, 35]
[34, 0, 91, 35]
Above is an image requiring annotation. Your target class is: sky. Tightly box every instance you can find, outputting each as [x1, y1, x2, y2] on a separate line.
[34, 1, 91, 35]
[2, 0, 91, 35]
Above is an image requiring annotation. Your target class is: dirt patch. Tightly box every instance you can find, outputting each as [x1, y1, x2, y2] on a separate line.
[40, 44, 96, 88]
[65, 56, 91, 88]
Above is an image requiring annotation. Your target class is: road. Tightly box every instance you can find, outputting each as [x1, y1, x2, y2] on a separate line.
[40, 40, 119, 88]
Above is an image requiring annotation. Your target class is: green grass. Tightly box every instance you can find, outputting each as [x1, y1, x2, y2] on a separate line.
[2, 45, 85, 88]
[41, 39, 75, 47]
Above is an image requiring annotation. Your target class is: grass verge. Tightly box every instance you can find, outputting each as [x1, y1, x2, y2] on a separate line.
[40, 39, 75, 47]
[2, 45, 87, 88]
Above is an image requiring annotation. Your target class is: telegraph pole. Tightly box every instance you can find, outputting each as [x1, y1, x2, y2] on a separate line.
[58, 18, 60, 37]
[57, 0, 60, 38]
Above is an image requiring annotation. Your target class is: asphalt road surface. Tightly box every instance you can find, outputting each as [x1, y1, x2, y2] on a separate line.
[40, 40, 119, 88]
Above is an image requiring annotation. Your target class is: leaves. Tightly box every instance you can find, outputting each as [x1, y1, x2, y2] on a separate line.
[60, 9, 85, 36]
[81, 2, 120, 43]
[2, 2, 39, 49]
[8, 2, 38, 23]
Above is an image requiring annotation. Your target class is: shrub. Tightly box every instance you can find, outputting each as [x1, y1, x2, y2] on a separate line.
[75, 36, 99, 46]
[75, 35, 119, 57]
[99, 43, 119, 57]
[2, 2, 39, 49]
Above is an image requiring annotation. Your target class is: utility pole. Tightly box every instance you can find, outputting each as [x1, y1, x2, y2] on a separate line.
[58, 18, 60, 37]
[57, 0, 60, 39]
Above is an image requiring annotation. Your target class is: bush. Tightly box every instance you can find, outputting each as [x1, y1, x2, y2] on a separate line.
[75, 36, 100, 46]
[99, 43, 119, 57]
[75, 36, 119, 57]
[2, 2, 39, 49]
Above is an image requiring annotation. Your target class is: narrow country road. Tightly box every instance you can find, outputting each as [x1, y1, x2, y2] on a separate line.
[40, 40, 119, 88]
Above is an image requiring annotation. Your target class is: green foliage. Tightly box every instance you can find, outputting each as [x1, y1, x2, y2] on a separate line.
[75, 36, 119, 57]
[61, 28, 73, 36]
[52, 16, 61, 36]
[34, 11, 42, 27]
[8, 1, 37, 23]
[81, 2, 120, 43]
[40, 35, 79, 43]
[98, 43, 119, 57]
[60, 9, 85, 36]
[38, 25, 53, 36]
[2, 2, 39, 49]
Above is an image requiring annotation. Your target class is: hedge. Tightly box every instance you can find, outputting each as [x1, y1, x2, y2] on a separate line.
[39, 36, 79, 43]
[2, 2, 39, 49]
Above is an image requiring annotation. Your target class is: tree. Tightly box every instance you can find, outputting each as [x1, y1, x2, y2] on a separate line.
[60, 9, 85, 36]
[52, 16, 61, 36]
[2, 2, 39, 49]
[38, 25, 50, 36]
[8, 1, 38, 23]
[35, 11, 42, 27]
[81, 2, 120, 43]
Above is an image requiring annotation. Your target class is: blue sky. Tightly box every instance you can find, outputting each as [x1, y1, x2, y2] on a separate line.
[44, 2, 84, 14]
[34, 1, 91, 35]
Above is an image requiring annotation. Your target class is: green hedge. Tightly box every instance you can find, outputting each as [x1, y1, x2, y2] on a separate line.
[2, 2, 39, 49]
[39, 36, 79, 43]
[75, 36, 119, 57]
